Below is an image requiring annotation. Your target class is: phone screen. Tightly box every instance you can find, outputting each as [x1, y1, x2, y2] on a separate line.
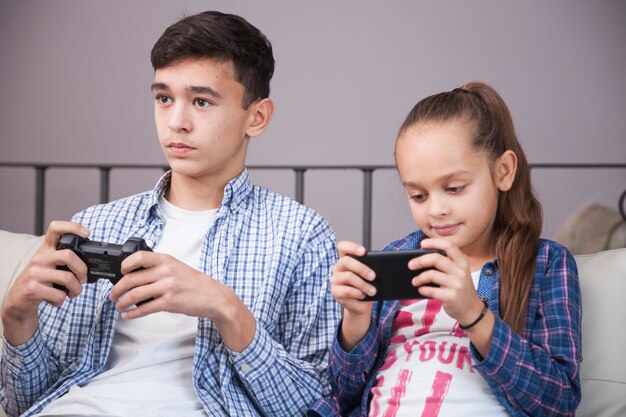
[349, 249, 444, 301]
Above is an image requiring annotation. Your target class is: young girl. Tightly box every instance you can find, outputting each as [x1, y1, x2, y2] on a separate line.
[309, 82, 581, 417]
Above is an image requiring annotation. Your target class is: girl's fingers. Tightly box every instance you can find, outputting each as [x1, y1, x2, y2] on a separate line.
[419, 238, 465, 264]
[334, 255, 376, 281]
[337, 240, 367, 257]
[410, 240, 468, 275]
[332, 283, 371, 302]
[411, 268, 448, 288]
[331, 271, 377, 298]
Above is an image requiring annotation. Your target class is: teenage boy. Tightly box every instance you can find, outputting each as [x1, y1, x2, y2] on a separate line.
[0, 11, 339, 417]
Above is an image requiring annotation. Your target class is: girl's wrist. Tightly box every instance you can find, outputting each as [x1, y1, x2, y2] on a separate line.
[463, 306, 495, 358]
[339, 309, 372, 352]
[459, 298, 488, 330]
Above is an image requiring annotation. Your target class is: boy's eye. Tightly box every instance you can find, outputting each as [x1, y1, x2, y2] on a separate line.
[193, 98, 211, 108]
[410, 194, 426, 202]
[156, 94, 172, 105]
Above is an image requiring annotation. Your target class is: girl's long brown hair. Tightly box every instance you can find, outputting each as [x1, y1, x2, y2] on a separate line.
[397, 81, 542, 334]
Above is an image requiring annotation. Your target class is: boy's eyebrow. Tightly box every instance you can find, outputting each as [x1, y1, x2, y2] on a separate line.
[150, 82, 170, 92]
[188, 85, 222, 99]
[150, 82, 222, 99]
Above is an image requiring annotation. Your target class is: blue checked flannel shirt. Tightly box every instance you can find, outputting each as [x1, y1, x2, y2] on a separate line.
[309, 230, 582, 417]
[1, 169, 341, 417]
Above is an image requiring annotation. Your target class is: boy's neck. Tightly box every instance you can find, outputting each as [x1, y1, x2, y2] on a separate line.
[165, 171, 241, 211]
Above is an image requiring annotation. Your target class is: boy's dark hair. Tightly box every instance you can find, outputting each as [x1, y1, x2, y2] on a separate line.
[151, 11, 274, 108]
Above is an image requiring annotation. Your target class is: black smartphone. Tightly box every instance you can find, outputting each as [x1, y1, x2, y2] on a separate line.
[349, 249, 445, 301]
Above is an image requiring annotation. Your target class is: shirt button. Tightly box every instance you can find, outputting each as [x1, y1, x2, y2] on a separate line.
[11, 357, 22, 366]
[485, 269, 493, 276]
[240, 363, 252, 373]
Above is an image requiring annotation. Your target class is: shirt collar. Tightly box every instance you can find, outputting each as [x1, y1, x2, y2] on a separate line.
[220, 169, 253, 213]
[143, 169, 253, 222]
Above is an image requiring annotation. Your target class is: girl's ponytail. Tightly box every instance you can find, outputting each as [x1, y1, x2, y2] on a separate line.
[465, 82, 542, 334]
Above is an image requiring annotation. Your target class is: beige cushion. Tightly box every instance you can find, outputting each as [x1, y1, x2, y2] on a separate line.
[575, 248, 626, 417]
[0, 230, 43, 417]
[554, 203, 626, 255]
[0, 231, 44, 335]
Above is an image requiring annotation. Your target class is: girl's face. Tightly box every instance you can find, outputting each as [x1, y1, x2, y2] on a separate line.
[395, 119, 514, 264]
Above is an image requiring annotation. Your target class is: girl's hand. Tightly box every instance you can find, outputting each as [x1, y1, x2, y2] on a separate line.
[409, 238, 484, 326]
[330, 241, 377, 315]
[330, 240, 377, 351]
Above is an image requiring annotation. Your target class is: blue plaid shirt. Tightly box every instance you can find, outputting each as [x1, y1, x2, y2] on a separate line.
[1, 170, 340, 417]
[309, 230, 582, 417]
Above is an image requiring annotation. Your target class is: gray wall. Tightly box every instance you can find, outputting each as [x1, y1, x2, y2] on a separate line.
[1, 1, 625, 249]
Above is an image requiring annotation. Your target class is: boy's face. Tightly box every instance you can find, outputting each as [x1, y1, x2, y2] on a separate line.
[152, 58, 257, 185]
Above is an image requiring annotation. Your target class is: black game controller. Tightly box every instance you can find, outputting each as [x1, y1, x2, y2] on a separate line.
[55, 234, 153, 302]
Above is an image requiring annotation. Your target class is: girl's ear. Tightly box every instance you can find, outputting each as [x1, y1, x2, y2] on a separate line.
[495, 150, 517, 192]
[245, 98, 274, 138]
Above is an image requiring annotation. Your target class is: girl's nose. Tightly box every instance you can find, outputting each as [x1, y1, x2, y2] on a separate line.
[429, 195, 450, 217]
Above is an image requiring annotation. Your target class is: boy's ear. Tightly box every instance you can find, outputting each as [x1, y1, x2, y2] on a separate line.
[495, 150, 517, 192]
[245, 98, 274, 138]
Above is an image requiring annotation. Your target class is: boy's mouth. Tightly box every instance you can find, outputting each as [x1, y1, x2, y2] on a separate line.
[167, 142, 195, 155]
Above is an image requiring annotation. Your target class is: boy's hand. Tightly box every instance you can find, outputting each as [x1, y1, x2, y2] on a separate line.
[330, 240, 376, 351]
[1, 221, 90, 346]
[109, 252, 256, 352]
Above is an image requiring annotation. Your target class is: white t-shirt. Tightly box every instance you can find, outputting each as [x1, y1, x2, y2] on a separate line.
[368, 271, 508, 417]
[36, 196, 217, 417]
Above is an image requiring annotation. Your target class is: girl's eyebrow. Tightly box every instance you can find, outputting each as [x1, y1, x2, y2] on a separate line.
[440, 170, 472, 181]
[402, 180, 421, 188]
[402, 170, 472, 188]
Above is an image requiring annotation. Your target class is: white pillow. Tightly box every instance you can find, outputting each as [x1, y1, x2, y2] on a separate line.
[575, 248, 626, 417]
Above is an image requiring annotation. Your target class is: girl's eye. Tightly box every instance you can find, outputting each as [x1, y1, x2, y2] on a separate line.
[410, 194, 426, 202]
[193, 98, 211, 108]
[447, 185, 465, 193]
[156, 94, 172, 105]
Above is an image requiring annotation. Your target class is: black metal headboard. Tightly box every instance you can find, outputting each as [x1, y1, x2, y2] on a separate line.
[1, 162, 625, 249]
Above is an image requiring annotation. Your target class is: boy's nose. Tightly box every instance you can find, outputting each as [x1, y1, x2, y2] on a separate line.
[168, 105, 192, 132]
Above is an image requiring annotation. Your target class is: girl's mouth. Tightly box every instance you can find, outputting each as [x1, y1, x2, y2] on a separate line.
[432, 224, 459, 236]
